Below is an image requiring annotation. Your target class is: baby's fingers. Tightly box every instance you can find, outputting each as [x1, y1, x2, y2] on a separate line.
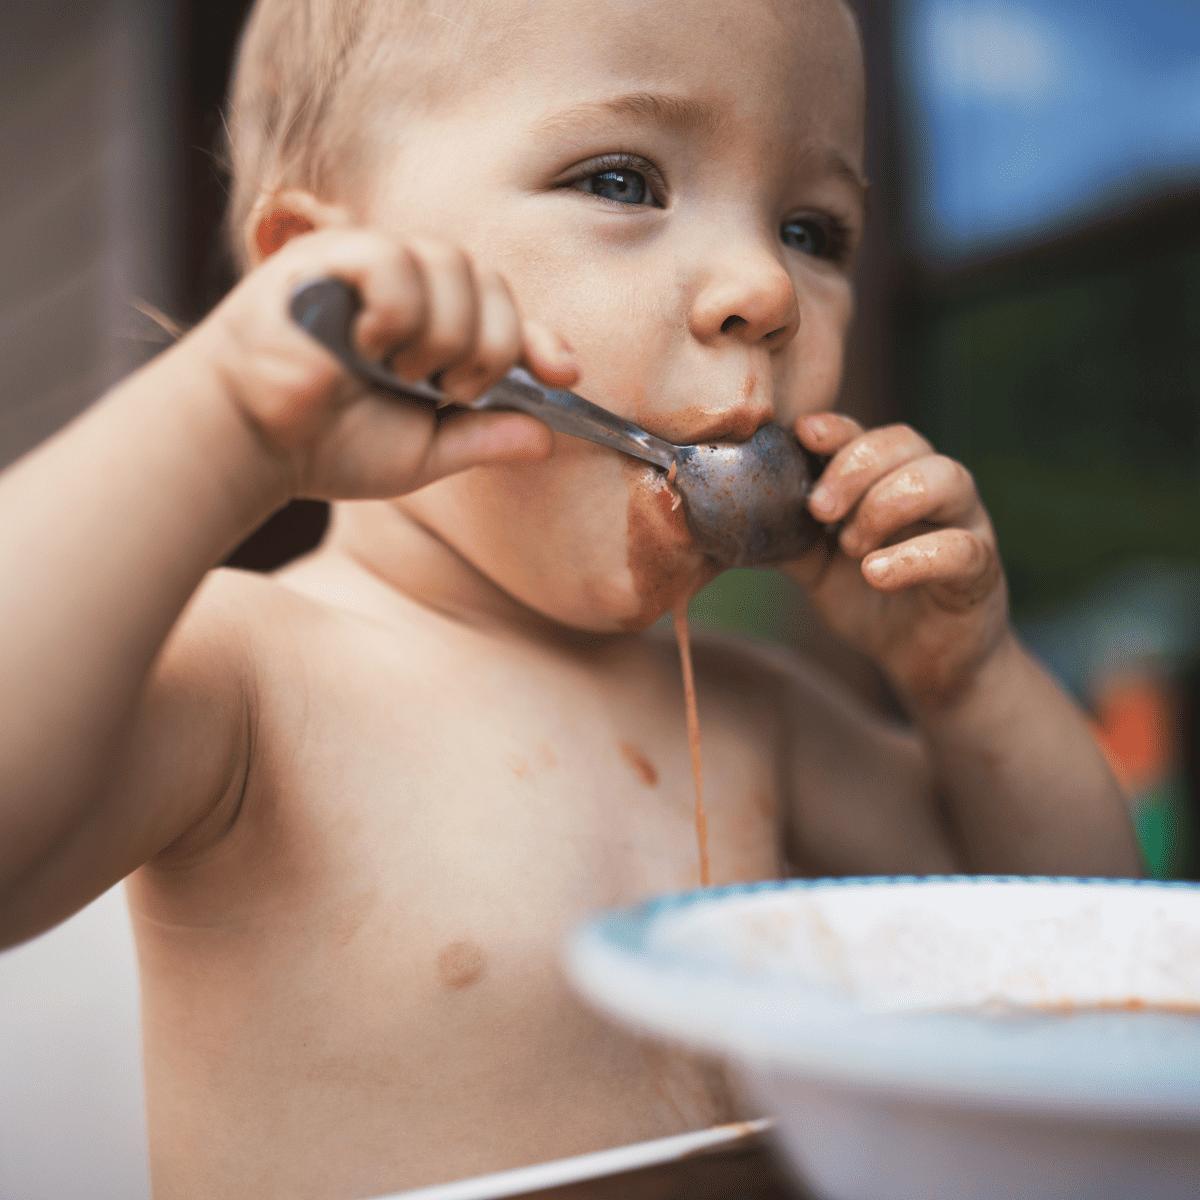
[520, 319, 581, 391]
[796, 412, 864, 456]
[382, 238, 480, 383]
[435, 269, 524, 401]
[417, 409, 554, 485]
[437, 270, 581, 401]
[862, 528, 999, 611]
[806, 423, 934, 523]
[390, 260, 576, 401]
[324, 397, 553, 498]
[839, 454, 980, 558]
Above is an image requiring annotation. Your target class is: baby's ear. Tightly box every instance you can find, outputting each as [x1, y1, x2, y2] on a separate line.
[246, 190, 353, 266]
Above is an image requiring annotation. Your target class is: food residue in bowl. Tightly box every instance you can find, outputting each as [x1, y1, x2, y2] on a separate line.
[928, 996, 1200, 1024]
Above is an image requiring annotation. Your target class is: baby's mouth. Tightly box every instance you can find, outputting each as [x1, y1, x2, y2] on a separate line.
[628, 395, 776, 450]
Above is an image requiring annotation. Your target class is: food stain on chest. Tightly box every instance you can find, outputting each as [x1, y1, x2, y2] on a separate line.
[437, 940, 487, 990]
[673, 598, 711, 887]
[619, 741, 660, 787]
[509, 744, 555, 780]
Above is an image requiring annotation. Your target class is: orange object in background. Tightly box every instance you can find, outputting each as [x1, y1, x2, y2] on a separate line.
[1090, 675, 1176, 798]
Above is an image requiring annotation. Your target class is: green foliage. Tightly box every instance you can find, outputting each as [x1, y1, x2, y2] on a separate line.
[651, 569, 808, 646]
[1133, 777, 1198, 881]
[688, 568, 804, 643]
[908, 239, 1200, 615]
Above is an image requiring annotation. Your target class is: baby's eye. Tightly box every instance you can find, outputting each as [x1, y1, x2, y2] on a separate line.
[566, 155, 664, 207]
[781, 215, 849, 262]
[582, 169, 649, 205]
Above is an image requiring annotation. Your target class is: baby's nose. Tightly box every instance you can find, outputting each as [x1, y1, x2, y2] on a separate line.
[688, 244, 800, 348]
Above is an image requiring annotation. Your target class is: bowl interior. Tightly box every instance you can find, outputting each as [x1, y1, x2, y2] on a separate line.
[644, 878, 1200, 1012]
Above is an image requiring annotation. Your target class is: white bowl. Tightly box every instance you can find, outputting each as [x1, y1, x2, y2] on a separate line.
[565, 876, 1200, 1200]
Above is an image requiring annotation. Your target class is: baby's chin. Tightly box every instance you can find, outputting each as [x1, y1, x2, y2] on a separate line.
[495, 461, 712, 635]
[413, 453, 714, 635]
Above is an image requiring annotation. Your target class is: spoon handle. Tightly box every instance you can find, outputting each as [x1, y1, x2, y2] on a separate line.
[288, 278, 679, 472]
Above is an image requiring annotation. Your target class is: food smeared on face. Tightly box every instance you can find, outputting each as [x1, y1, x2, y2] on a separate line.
[665, 461, 682, 510]
[673, 597, 711, 887]
[620, 460, 709, 631]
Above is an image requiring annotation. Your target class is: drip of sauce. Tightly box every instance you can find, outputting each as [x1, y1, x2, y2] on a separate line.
[673, 597, 711, 887]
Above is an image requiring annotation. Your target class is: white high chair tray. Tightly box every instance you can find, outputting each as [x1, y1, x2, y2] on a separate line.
[375, 1118, 787, 1200]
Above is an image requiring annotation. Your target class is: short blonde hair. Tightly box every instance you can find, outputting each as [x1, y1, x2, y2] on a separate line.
[225, 0, 859, 273]
[225, 0, 493, 272]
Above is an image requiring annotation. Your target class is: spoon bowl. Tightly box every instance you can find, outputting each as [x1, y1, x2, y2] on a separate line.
[675, 424, 823, 568]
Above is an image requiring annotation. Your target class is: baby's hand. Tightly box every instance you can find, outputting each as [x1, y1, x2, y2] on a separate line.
[191, 228, 577, 501]
[785, 414, 1009, 708]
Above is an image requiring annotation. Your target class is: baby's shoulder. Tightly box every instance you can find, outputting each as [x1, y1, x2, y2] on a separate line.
[170, 563, 332, 652]
[162, 561, 394, 698]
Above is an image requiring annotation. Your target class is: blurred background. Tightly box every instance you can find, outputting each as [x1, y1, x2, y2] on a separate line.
[0, 1, 1198, 1196]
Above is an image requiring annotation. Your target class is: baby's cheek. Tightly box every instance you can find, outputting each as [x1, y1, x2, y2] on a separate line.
[782, 282, 853, 422]
[487, 452, 649, 631]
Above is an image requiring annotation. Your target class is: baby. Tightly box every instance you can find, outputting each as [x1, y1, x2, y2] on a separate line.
[0, 0, 1141, 1196]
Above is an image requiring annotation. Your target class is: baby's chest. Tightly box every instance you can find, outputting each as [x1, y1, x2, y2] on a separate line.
[289, 677, 784, 916]
[256, 711, 771, 1092]
[142, 661, 779, 1144]
[233, 634, 787, 1030]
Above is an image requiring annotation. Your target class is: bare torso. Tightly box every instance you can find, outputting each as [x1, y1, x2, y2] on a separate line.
[126, 550, 790, 1199]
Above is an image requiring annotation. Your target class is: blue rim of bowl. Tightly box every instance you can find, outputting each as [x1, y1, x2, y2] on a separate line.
[590, 874, 1200, 956]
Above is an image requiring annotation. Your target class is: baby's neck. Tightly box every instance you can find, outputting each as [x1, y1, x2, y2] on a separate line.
[316, 500, 610, 650]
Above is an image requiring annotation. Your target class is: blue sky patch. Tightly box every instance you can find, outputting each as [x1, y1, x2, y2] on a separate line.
[900, 0, 1200, 261]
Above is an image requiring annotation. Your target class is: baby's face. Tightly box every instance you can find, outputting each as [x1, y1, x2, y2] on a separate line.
[362, 0, 865, 631]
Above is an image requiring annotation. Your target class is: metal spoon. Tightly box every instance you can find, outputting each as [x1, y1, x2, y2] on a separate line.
[289, 278, 826, 568]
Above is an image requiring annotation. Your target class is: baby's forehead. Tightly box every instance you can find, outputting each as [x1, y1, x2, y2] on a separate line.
[374, 0, 860, 124]
[228, 0, 861, 252]
[347, 0, 859, 96]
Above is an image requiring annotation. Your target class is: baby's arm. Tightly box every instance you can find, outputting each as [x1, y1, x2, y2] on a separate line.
[0, 229, 576, 947]
[782, 415, 1142, 878]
